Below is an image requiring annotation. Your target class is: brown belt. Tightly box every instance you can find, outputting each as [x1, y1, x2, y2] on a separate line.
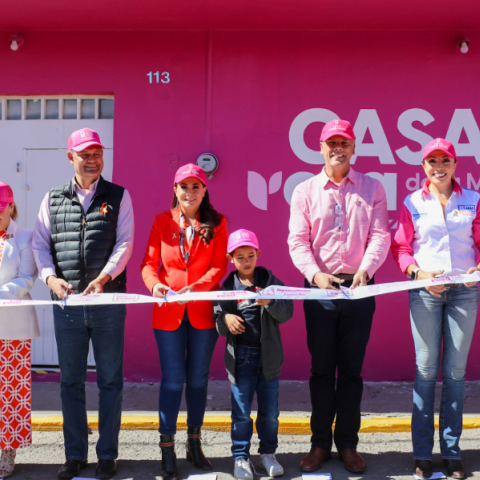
[336, 273, 356, 280]
[446, 283, 463, 288]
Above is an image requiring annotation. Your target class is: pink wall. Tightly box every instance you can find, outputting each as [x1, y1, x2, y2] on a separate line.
[2, 29, 480, 381]
[2, 0, 480, 31]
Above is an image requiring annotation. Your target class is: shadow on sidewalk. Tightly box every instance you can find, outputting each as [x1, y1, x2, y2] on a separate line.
[13, 450, 480, 480]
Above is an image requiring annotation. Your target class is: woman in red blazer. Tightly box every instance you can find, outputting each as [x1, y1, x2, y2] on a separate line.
[141, 164, 228, 480]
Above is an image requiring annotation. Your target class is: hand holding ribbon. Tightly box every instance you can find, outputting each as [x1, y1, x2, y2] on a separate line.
[465, 265, 480, 288]
[313, 272, 344, 290]
[175, 286, 194, 304]
[152, 282, 170, 299]
[82, 273, 111, 295]
[46, 276, 74, 300]
[417, 269, 445, 298]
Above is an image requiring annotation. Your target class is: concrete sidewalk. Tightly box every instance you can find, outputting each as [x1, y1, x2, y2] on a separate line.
[31, 380, 480, 433]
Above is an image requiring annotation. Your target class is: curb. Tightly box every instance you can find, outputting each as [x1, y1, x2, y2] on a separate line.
[31, 416, 480, 434]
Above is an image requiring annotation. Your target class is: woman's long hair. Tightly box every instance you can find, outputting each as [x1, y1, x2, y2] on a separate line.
[171, 189, 222, 244]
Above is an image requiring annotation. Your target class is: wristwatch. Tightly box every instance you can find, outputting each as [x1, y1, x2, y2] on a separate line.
[410, 268, 420, 280]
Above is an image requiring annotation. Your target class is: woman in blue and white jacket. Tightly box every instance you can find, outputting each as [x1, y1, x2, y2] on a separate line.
[391, 139, 480, 480]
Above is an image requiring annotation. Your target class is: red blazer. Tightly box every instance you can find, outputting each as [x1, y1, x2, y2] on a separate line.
[141, 207, 228, 330]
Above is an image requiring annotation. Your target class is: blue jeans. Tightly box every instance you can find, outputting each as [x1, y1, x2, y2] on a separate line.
[409, 285, 478, 460]
[230, 345, 279, 460]
[53, 304, 126, 461]
[154, 312, 218, 435]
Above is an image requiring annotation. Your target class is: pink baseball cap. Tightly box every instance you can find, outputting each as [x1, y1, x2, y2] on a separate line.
[423, 138, 457, 160]
[68, 128, 105, 152]
[174, 163, 207, 186]
[227, 229, 260, 253]
[0, 182, 14, 211]
[320, 119, 356, 142]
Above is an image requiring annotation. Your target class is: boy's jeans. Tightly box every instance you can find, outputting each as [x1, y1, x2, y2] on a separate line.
[230, 345, 279, 460]
[409, 285, 478, 460]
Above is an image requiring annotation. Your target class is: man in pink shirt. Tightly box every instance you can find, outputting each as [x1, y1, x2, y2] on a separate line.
[32, 128, 134, 480]
[288, 120, 390, 474]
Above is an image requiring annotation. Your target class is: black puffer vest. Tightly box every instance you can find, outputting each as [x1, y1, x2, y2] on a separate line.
[49, 176, 127, 300]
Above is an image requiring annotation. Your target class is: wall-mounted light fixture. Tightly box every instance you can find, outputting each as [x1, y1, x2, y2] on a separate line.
[9, 33, 24, 51]
[455, 35, 470, 54]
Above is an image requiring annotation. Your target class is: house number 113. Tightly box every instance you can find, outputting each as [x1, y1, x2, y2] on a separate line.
[147, 71, 170, 84]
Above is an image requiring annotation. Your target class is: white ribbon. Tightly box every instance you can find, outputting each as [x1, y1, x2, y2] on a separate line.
[1, 272, 479, 308]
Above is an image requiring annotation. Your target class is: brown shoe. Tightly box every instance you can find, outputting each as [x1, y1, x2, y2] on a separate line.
[414, 460, 433, 479]
[339, 448, 365, 473]
[300, 447, 332, 472]
[443, 459, 465, 479]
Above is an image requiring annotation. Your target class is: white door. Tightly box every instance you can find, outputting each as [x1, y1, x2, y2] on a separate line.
[25, 148, 113, 367]
[0, 98, 114, 367]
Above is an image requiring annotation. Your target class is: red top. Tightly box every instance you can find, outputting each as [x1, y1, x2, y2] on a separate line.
[141, 207, 228, 330]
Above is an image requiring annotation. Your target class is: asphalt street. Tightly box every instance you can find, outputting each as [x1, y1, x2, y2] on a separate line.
[14, 429, 480, 480]
[19, 380, 480, 480]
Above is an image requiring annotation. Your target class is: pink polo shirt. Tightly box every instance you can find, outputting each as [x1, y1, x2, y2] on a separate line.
[288, 167, 391, 283]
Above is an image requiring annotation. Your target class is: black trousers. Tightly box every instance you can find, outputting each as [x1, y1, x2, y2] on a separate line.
[304, 277, 376, 451]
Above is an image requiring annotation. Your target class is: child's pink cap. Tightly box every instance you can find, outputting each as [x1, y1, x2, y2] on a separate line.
[0, 182, 14, 211]
[68, 128, 105, 152]
[423, 138, 457, 160]
[174, 163, 207, 186]
[228, 229, 260, 253]
[320, 119, 356, 142]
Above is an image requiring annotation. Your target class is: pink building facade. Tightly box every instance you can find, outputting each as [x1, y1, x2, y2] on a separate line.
[2, 0, 480, 381]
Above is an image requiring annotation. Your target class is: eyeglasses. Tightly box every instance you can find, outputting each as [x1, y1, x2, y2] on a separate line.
[335, 204, 342, 228]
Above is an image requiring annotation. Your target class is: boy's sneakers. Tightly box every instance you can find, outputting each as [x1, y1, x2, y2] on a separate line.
[234, 458, 254, 480]
[260, 454, 284, 477]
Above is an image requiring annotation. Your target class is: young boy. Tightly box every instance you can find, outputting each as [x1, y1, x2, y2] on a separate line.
[214, 229, 293, 480]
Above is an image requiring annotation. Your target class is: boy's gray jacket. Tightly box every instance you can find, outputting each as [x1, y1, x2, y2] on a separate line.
[213, 266, 293, 384]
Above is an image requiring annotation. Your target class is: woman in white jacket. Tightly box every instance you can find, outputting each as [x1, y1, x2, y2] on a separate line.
[0, 182, 39, 478]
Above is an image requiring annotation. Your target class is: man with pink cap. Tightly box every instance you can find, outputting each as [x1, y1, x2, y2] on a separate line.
[288, 119, 390, 473]
[392, 138, 480, 479]
[32, 128, 134, 479]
